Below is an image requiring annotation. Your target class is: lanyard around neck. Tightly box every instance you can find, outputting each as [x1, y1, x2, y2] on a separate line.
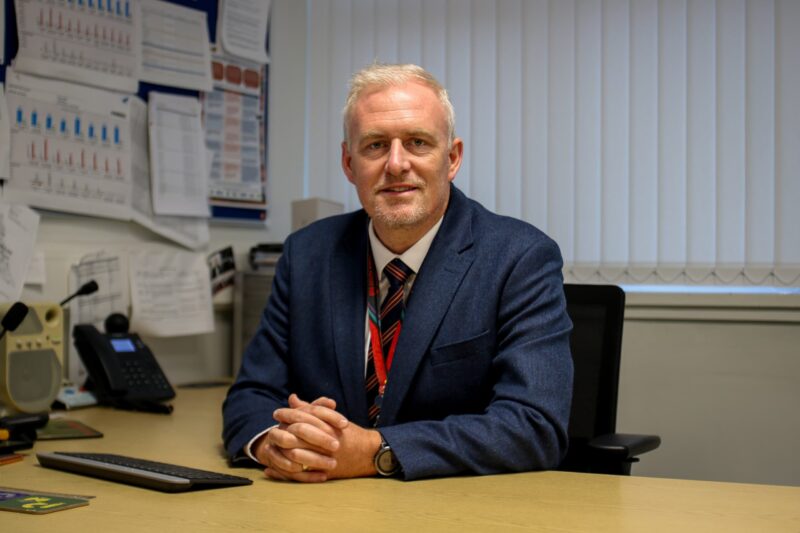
[366, 249, 404, 396]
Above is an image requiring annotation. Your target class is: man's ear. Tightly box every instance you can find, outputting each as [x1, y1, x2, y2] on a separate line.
[341, 141, 356, 184]
[447, 138, 464, 182]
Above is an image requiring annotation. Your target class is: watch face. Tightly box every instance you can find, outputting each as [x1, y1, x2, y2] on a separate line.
[377, 447, 398, 475]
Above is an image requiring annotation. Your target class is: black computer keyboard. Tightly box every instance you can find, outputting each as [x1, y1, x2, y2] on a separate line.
[37, 452, 253, 493]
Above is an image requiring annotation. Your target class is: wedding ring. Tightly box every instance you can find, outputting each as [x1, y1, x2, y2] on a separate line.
[301, 464, 309, 472]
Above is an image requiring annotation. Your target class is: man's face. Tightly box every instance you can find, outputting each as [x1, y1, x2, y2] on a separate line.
[341, 81, 463, 249]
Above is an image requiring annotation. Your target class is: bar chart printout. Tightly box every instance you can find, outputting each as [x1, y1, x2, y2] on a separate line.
[13, 0, 141, 93]
[3, 69, 133, 220]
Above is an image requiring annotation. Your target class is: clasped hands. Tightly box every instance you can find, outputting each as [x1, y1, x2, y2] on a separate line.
[253, 393, 381, 482]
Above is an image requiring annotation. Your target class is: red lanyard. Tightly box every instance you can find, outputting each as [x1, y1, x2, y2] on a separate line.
[367, 251, 403, 396]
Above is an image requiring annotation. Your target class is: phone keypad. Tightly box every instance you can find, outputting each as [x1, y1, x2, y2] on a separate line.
[120, 358, 171, 392]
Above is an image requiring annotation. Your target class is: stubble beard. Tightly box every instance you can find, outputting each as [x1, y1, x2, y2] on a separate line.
[371, 197, 428, 229]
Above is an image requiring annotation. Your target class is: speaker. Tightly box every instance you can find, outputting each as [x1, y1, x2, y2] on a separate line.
[0, 302, 64, 415]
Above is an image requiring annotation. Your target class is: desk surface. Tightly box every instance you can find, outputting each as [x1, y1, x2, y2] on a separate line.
[2, 387, 798, 532]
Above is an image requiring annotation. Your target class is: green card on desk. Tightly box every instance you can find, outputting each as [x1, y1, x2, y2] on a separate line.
[37, 419, 103, 440]
[0, 488, 91, 515]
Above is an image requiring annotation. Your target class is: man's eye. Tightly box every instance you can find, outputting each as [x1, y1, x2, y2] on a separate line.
[410, 139, 426, 147]
[367, 141, 385, 150]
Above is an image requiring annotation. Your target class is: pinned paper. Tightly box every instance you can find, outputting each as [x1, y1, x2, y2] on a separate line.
[129, 249, 214, 337]
[218, 0, 271, 64]
[0, 202, 40, 302]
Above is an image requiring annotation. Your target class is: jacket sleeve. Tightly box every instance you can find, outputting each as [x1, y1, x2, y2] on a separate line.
[379, 238, 574, 480]
[221, 238, 294, 461]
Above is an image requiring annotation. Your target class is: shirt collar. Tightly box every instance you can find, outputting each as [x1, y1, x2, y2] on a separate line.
[368, 216, 444, 277]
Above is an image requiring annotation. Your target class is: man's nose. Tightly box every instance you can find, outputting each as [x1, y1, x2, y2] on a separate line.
[386, 139, 410, 176]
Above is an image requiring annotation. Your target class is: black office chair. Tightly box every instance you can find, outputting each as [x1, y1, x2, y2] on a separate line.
[559, 284, 660, 475]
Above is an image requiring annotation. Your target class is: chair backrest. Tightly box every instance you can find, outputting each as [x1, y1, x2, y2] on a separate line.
[563, 284, 625, 442]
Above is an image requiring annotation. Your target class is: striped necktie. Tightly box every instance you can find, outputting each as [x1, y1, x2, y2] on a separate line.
[366, 257, 413, 426]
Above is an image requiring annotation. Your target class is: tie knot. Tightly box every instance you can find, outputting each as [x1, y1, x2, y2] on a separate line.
[384, 258, 413, 288]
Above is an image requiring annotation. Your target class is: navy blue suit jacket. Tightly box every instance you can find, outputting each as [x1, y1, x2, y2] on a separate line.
[223, 186, 573, 480]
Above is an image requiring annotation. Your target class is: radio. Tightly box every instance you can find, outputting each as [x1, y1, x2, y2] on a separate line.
[0, 302, 64, 415]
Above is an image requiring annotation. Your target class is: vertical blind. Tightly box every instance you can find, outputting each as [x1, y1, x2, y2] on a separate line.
[303, 0, 799, 287]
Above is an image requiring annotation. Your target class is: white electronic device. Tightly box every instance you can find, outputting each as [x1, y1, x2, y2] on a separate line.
[0, 302, 64, 415]
[291, 197, 344, 231]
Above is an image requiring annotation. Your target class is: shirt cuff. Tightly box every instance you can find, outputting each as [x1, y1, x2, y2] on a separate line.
[244, 425, 277, 464]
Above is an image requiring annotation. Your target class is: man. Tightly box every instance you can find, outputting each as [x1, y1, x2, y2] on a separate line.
[223, 63, 573, 482]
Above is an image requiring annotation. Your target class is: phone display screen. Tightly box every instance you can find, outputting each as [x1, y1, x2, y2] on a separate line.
[110, 338, 136, 353]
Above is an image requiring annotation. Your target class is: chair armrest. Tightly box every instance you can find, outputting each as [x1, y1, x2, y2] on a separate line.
[587, 433, 661, 461]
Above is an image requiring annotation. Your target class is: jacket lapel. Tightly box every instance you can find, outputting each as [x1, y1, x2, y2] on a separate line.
[329, 213, 370, 424]
[378, 187, 475, 425]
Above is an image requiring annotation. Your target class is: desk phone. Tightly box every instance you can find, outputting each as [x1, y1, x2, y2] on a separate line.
[73, 320, 175, 413]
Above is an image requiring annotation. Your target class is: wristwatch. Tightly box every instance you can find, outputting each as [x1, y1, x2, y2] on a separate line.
[373, 436, 400, 476]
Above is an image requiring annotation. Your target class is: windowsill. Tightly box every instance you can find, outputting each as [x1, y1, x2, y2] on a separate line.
[621, 285, 800, 323]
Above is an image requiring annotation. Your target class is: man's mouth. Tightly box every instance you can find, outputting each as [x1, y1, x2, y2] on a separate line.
[378, 183, 420, 195]
[383, 186, 416, 193]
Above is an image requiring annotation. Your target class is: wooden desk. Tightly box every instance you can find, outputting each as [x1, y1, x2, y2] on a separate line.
[2, 387, 798, 532]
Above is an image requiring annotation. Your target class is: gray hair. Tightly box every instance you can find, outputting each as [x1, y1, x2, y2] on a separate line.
[342, 63, 456, 147]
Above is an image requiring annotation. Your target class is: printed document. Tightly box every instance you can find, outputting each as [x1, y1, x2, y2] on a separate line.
[218, 0, 270, 64]
[139, 0, 213, 91]
[25, 250, 46, 285]
[3, 69, 133, 220]
[13, 0, 141, 93]
[67, 250, 130, 383]
[148, 92, 210, 217]
[203, 88, 264, 203]
[128, 96, 209, 249]
[0, 202, 40, 302]
[129, 249, 214, 337]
